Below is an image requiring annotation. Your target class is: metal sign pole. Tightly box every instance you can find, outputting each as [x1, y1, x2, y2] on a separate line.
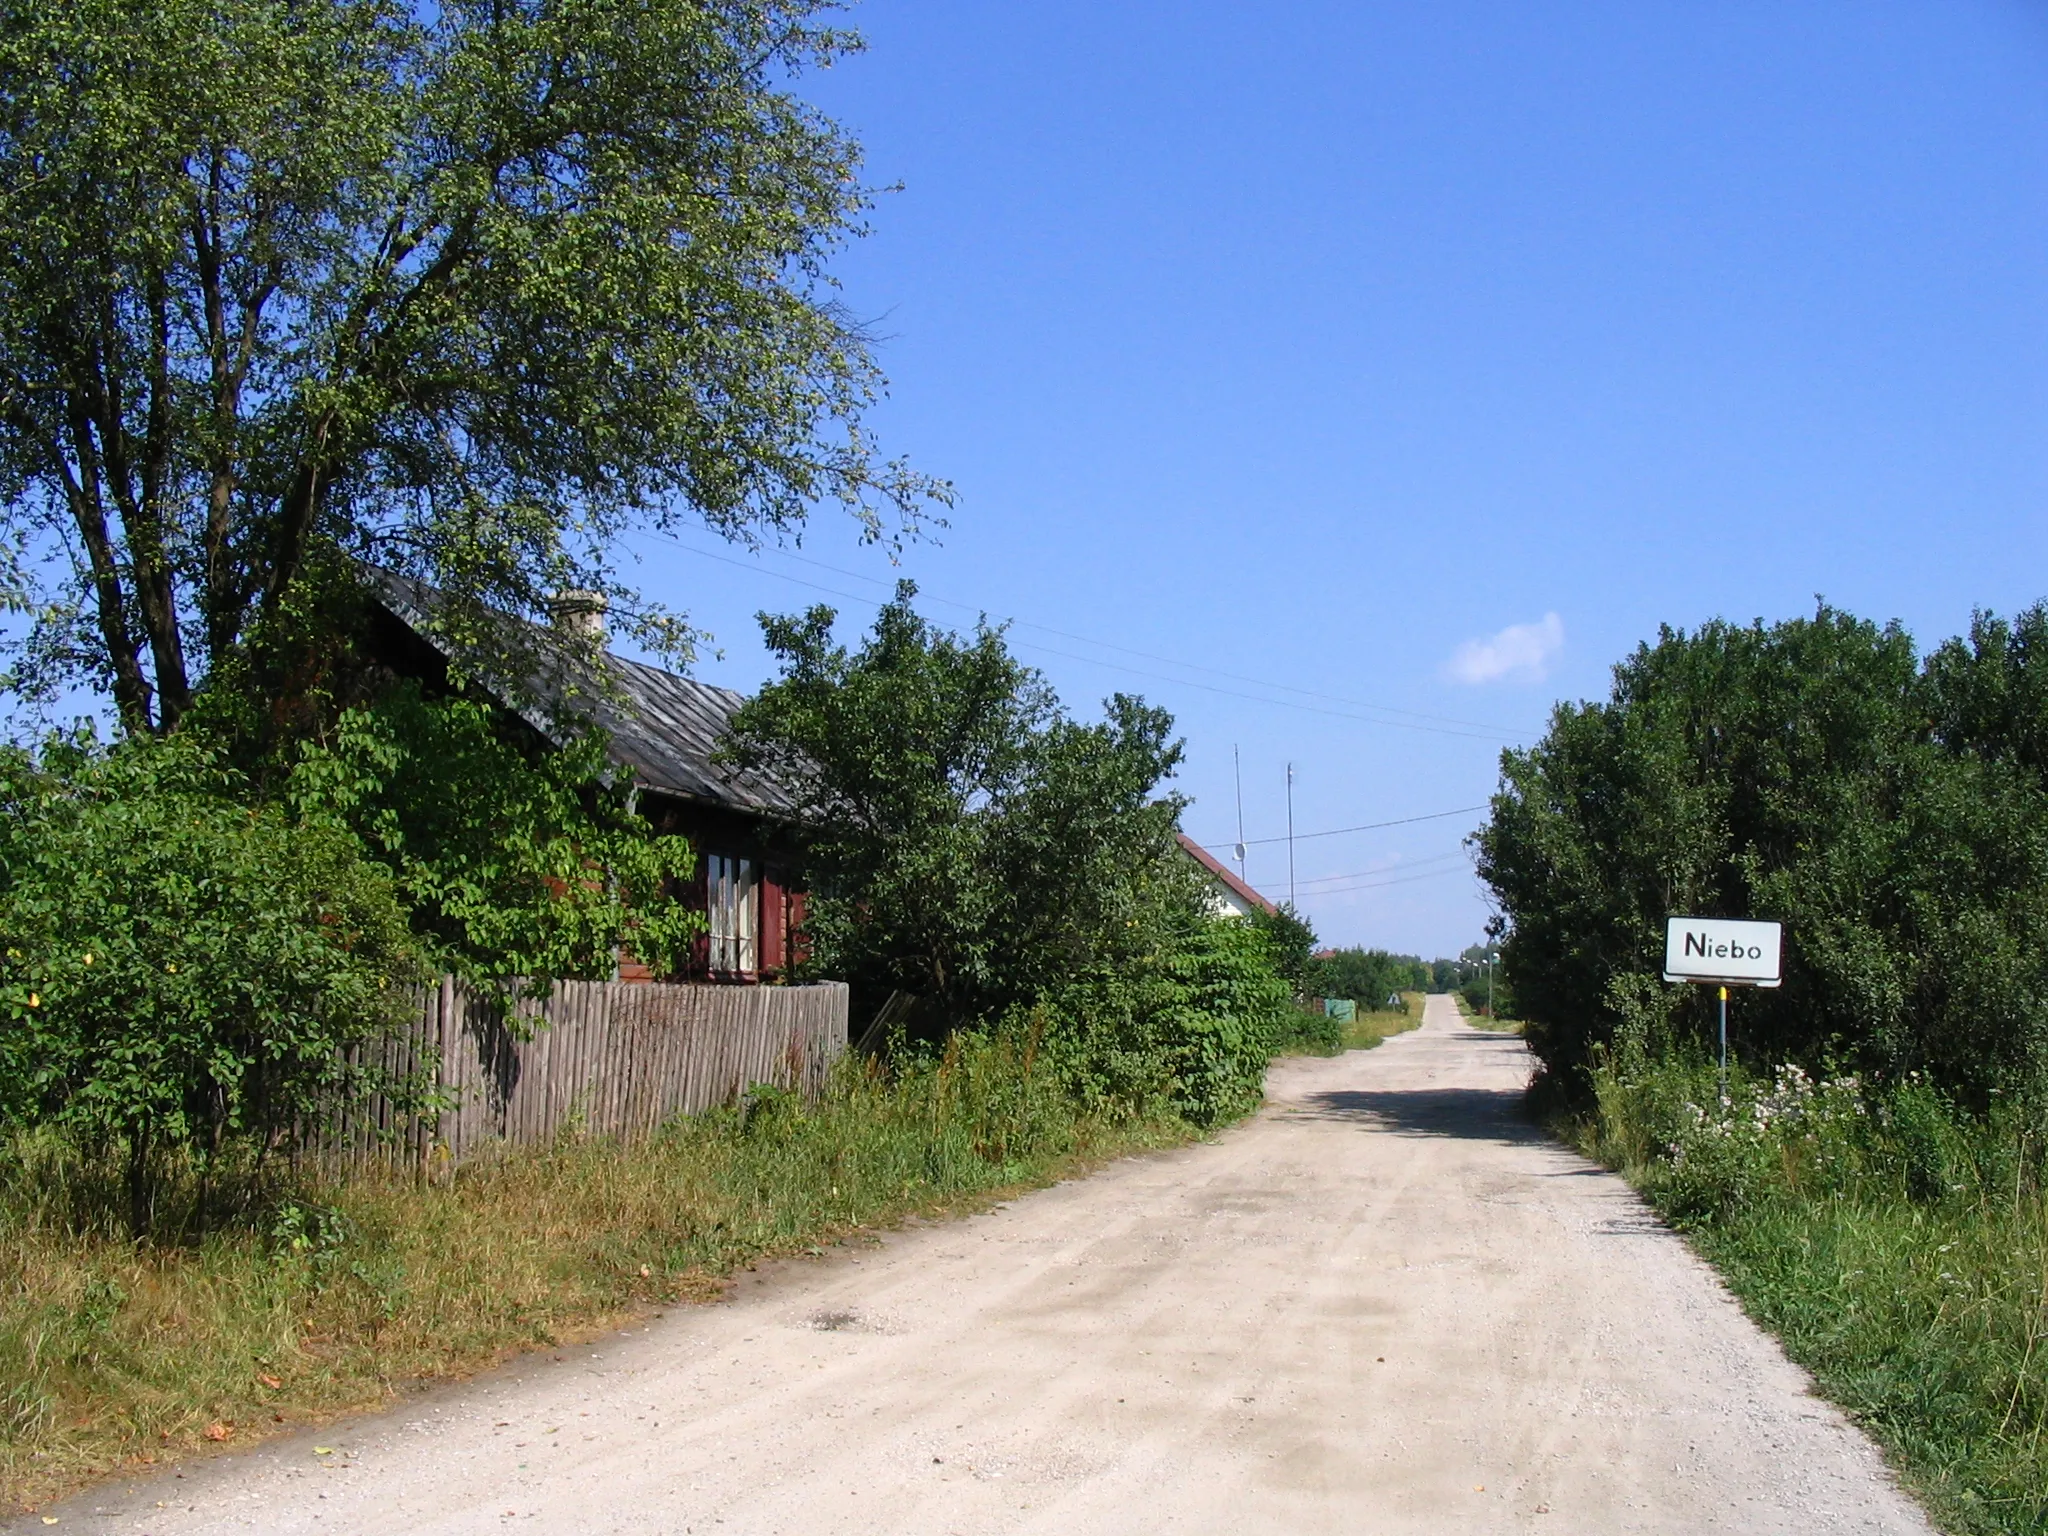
[1718, 985, 1729, 1103]
[1663, 917, 1783, 1110]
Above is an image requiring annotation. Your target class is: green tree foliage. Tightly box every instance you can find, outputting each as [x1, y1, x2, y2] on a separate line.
[1476, 602, 2048, 1102]
[1034, 897, 1293, 1126]
[1245, 901, 1342, 1052]
[724, 583, 1188, 1024]
[1313, 947, 1429, 1005]
[0, 733, 424, 1230]
[725, 585, 1291, 1123]
[287, 684, 698, 985]
[0, 0, 946, 734]
[1449, 942, 1507, 1016]
[1248, 903, 1318, 995]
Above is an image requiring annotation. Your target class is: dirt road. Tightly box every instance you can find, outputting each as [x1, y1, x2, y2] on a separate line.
[32, 996, 1933, 1535]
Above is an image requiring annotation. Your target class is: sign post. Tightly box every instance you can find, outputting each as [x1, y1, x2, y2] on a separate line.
[1718, 985, 1728, 1098]
[1662, 916, 1783, 1102]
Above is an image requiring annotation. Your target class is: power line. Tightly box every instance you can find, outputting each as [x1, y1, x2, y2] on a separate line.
[637, 530, 1536, 743]
[1209, 804, 1487, 849]
[1010, 640, 1520, 742]
[1290, 851, 1473, 889]
[644, 528, 1535, 736]
[1296, 864, 1480, 897]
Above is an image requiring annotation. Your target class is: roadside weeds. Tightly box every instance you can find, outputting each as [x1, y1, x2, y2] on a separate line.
[0, 1040, 1200, 1516]
[1562, 1060, 2048, 1536]
[1451, 993, 1522, 1034]
[1280, 991, 1426, 1058]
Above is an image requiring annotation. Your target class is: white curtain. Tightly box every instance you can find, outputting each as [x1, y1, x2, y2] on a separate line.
[707, 854, 759, 973]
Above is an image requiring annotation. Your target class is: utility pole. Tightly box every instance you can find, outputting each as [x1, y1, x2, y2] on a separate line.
[1286, 762, 1296, 908]
[1233, 745, 1248, 886]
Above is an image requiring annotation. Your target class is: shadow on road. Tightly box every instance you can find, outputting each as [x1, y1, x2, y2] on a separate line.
[1293, 1084, 1550, 1146]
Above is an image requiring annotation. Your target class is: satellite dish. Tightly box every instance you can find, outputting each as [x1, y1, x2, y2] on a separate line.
[1232, 843, 1248, 863]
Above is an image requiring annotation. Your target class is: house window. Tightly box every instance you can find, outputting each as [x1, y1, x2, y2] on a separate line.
[706, 854, 759, 974]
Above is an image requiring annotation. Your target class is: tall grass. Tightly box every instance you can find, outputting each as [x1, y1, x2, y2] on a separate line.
[1581, 1054, 2048, 1534]
[1, 1029, 1195, 1514]
[1452, 993, 1521, 1034]
[1341, 991, 1426, 1051]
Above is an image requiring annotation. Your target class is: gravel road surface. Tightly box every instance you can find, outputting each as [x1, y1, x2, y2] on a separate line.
[25, 994, 1935, 1535]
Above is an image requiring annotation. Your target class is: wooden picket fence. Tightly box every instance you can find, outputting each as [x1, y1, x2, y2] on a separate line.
[329, 977, 849, 1168]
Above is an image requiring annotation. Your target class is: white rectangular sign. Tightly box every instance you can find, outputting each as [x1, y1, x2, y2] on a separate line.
[1663, 916, 1782, 987]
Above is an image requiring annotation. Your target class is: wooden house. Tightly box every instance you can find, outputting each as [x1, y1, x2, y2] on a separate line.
[364, 569, 809, 984]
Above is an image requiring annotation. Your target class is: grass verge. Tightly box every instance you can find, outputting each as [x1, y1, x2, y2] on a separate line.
[1452, 994, 1522, 1033]
[1, 1032, 1198, 1515]
[1576, 1055, 2048, 1535]
[1342, 991, 1426, 1051]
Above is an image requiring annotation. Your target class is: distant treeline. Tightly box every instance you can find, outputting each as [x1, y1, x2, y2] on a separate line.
[1477, 600, 2048, 1104]
[1311, 947, 1501, 1005]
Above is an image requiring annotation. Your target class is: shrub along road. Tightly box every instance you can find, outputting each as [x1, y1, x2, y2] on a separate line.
[22, 998, 1933, 1535]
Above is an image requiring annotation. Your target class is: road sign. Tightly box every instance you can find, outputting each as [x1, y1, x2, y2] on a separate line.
[1662, 916, 1782, 988]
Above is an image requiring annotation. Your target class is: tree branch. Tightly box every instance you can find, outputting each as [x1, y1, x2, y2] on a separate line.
[58, 392, 152, 733]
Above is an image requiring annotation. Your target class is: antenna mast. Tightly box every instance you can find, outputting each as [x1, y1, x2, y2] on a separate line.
[1286, 762, 1297, 908]
[1233, 745, 1248, 884]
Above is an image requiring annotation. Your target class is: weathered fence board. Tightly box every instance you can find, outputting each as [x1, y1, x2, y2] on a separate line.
[333, 978, 847, 1167]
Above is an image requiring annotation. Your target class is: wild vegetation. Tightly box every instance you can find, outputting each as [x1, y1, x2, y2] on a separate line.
[1481, 600, 2048, 1533]
[0, 734, 427, 1236]
[724, 584, 1187, 1026]
[284, 684, 701, 986]
[1, 597, 1307, 1511]
[725, 586, 1301, 1125]
[0, 709, 706, 1235]
[0, 1033, 1190, 1513]
[1581, 1050, 2048, 1534]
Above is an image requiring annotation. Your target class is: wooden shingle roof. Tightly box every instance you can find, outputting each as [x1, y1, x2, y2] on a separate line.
[367, 568, 803, 820]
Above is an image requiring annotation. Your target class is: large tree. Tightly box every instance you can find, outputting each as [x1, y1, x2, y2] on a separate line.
[0, 0, 944, 734]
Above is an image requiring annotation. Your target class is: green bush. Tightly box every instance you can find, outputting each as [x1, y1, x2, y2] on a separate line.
[1248, 902, 1317, 994]
[287, 684, 699, 984]
[0, 733, 425, 1231]
[1151, 918, 1293, 1122]
[723, 585, 1186, 1025]
[723, 585, 1297, 1125]
[1478, 602, 2048, 1104]
[1035, 911, 1291, 1126]
[1274, 1004, 1345, 1055]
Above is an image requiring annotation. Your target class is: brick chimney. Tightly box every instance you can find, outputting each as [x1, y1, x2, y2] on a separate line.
[548, 589, 607, 644]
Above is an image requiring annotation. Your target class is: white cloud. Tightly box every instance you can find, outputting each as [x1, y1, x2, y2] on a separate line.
[1444, 612, 1564, 685]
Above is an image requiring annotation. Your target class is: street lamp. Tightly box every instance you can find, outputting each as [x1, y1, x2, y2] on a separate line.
[1482, 914, 1505, 1020]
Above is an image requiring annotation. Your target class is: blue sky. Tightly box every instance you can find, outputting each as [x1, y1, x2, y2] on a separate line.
[626, 0, 2048, 957]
